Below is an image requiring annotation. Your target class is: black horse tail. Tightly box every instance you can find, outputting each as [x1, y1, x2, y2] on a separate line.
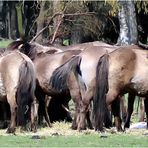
[50, 55, 86, 93]
[93, 53, 109, 131]
[16, 61, 36, 126]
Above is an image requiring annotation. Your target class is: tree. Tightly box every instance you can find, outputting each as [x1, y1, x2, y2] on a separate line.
[117, 0, 138, 45]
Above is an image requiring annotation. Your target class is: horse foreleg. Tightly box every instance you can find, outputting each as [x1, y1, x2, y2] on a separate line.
[139, 97, 145, 122]
[71, 105, 78, 130]
[144, 98, 148, 129]
[124, 92, 135, 129]
[120, 96, 127, 123]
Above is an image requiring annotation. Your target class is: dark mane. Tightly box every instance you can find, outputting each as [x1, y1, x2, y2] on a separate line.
[7, 40, 25, 50]
[19, 42, 37, 60]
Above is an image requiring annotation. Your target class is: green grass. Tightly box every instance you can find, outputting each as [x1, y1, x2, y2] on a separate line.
[0, 133, 147, 147]
[0, 39, 13, 48]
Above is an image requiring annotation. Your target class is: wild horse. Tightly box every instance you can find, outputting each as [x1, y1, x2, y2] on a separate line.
[93, 45, 148, 131]
[50, 44, 119, 130]
[0, 50, 38, 133]
[8, 40, 83, 127]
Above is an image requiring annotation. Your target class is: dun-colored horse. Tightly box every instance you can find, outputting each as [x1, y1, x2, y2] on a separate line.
[0, 50, 38, 133]
[9, 40, 83, 127]
[93, 45, 148, 131]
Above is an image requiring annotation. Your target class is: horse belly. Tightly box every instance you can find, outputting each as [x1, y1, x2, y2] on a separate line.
[131, 75, 148, 95]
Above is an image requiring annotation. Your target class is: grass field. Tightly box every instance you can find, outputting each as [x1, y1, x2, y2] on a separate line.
[0, 133, 147, 147]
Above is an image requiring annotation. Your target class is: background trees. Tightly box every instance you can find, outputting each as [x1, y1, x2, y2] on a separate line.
[0, 0, 148, 45]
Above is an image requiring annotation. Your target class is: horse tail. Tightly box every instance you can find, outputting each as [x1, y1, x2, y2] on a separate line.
[93, 53, 109, 131]
[16, 60, 36, 126]
[50, 55, 86, 93]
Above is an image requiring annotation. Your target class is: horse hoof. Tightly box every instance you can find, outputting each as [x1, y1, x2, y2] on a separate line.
[71, 124, 77, 130]
[124, 123, 130, 129]
[6, 127, 15, 134]
[78, 126, 86, 132]
[71, 122, 77, 130]
[117, 128, 124, 132]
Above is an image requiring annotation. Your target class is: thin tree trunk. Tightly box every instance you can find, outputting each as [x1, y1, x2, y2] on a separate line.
[71, 24, 83, 44]
[117, 0, 129, 45]
[127, 0, 138, 44]
[117, 0, 138, 45]
[8, 2, 19, 39]
[52, 1, 63, 45]
[35, 1, 46, 43]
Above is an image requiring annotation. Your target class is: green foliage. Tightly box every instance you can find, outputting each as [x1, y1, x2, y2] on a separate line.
[63, 39, 70, 46]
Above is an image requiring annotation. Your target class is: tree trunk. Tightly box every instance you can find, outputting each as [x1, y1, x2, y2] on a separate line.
[117, 0, 138, 45]
[8, 2, 19, 39]
[35, 1, 46, 43]
[24, 1, 39, 40]
[52, 1, 63, 45]
[71, 24, 83, 44]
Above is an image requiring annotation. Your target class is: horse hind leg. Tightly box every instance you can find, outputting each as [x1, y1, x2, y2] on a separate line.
[111, 97, 123, 132]
[77, 99, 91, 131]
[86, 108, 93, 129]
[6, 93, 17, 134]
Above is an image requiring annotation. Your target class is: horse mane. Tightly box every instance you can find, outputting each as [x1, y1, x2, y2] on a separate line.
[18, 42, 37, 60]
[7, 40, 25, 50]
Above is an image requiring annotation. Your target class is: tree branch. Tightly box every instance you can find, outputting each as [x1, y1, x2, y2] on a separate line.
[30, 12, 96, 43]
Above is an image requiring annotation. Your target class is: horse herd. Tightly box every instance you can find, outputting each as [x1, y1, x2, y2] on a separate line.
[0, 40, 147, 134]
